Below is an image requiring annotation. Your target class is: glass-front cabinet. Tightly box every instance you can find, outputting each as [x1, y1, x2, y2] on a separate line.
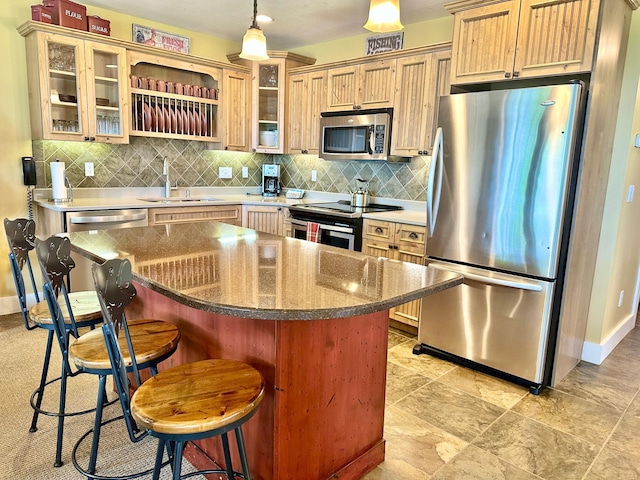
[26, 31, 128, 143]
[228, 51, 315, 154]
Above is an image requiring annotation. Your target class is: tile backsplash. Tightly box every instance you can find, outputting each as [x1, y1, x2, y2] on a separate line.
[33, 138, 431, 201]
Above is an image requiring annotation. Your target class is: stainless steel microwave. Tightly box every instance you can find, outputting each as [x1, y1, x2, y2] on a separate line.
[319, 109, 399, 161]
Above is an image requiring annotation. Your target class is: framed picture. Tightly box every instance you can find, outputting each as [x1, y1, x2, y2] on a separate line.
[365, 32, 404, 56]
[132, 24, 190, 54]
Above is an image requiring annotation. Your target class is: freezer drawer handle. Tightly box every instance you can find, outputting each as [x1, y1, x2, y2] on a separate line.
[69, 212, 147, 224]
[429, 263, 543, 292]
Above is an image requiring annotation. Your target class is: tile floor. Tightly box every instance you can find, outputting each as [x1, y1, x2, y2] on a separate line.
[363, 325, 640, 480]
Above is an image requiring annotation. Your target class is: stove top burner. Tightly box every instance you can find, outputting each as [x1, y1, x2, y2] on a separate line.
[289, 200, 402, 219]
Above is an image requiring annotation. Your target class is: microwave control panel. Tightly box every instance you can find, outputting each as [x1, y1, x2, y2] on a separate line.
[374, 125, 386, 153]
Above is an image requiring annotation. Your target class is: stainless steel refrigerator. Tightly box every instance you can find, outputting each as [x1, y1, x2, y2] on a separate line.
[415, 83, 585, 393]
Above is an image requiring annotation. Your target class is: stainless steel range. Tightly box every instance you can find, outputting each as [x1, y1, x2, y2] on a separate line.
[288, 201, 402, 251]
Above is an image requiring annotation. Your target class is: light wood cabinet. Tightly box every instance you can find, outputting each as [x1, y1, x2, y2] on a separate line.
[447, 0, 600, 85]
[23, 29, 129, 143]
[391, 48, 451, 156]
[326, 59, 396, 111]
[229, 52, 316, 154]
[362, 219, 426, 330]
[286, 70, 327, 154]
[242, 205, 288, 236]
[221, 67, 251, 151]
[148, 205, 241, 226]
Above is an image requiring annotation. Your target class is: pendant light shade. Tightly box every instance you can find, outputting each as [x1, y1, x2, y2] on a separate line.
[239, 0, 269, 61]
[363, 0, 404, 33]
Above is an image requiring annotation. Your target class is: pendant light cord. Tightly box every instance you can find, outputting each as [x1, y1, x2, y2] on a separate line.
[252, 0, 259, 28]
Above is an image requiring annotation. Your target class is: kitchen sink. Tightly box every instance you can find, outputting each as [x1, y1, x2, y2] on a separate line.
[138, 197, 222, 204]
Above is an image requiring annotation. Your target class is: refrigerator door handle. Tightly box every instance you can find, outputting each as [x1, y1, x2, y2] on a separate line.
[427, 127, 443, 237]
[428, 262, 543, 292]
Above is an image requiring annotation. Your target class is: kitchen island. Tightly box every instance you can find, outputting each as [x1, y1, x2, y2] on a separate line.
[68, 221, 461, 480]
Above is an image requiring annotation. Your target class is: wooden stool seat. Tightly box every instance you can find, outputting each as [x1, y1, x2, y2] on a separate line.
[131, 358, 265, 437]
[70, 319, 181, 372]
[29, 290, 102, 325]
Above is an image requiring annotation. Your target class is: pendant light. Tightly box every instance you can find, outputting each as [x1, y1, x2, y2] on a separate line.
[239, 0, 269, 61]
[363, 0, 404, 33]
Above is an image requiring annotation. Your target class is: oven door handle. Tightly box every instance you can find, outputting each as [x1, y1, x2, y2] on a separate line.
[319, 223, 354, 234]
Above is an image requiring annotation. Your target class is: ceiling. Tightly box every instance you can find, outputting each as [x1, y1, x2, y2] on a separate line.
[80, 0, 449, 50]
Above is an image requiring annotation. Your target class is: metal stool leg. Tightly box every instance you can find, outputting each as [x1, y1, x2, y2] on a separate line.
[172, 441, 184, 480]
[30, 329, 54, 433]
[87, 374, 108, 476]
[235, 427, 252, 480]
[221, 432, 235, 479]
[152, 438, 166, 480]
[54, 356, 69, 467]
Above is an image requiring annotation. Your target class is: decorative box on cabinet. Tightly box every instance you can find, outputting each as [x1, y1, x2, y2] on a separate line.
[391, 47, 451, 156]
[21, 24, 129, 143]
[446, 0, 600, 85]
[362, 219, 426, 330]
[128, 50, 223, 143]
[286, 70, 327, 155]
[228, 51, 316, 154]
[325, 58, 396, 111]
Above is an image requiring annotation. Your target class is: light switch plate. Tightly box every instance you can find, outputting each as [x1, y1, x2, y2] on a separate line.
[311, 170, 317, 182]
[219, 166, 232, 179]
[242, 166, 249, 178]
[84, 162, 94, 176]
[635, 134, 640, 148]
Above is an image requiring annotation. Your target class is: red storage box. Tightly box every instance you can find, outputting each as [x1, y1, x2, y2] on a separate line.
[31, 5, 54, 23]
[42, 0, 87, 31]
[87, 15, 110, 36]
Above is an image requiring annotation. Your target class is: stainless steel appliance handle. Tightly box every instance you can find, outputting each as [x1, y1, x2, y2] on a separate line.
[69, 212, 147, 224]
[428, 262, 543, 292]
[426, 127, 443, 237]
[368, 124, 375, 154]
[319, 223, 354, 234]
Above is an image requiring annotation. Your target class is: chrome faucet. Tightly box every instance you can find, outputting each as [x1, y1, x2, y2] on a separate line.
[162, 157, 177, 198]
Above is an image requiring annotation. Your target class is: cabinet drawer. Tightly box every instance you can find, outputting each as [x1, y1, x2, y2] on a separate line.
[395, 224, 426, 249]
[363, 219, 393, 241]
[149, 205, 241, 226]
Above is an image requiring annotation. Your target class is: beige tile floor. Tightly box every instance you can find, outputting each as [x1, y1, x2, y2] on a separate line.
[364, 325, 640, 480]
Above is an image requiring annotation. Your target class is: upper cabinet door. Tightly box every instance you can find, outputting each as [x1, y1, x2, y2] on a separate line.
[37, 33, 88, 141]
[358, 59, 396, 110]
[222, 68, 251, 152]
[450, 1, 521, 84]
[84, 41, 129, 143]
[325, 59, 396, 111]
[514, 0, 599, 78]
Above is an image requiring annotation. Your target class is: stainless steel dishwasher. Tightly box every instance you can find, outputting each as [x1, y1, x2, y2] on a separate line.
[65, 209, 149, 232]
[64, 209, 148, 289]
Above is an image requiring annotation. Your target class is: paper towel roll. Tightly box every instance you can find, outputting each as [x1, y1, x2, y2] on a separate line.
[51, 161, 67, 201]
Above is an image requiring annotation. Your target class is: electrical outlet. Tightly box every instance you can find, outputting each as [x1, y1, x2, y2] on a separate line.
[219, 166, 232, 179]
[84, 162, 94, 176]
[618, 290, 625, 307]
[627, 185, 635, 203]
[242, 166, 249, 178]
[311, 170, 317, 182]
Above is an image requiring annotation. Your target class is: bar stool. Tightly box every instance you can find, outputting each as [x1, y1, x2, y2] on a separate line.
[4, 219, 103, 467]
[64, 258, 181, 479]
[95, 258, 265, 480]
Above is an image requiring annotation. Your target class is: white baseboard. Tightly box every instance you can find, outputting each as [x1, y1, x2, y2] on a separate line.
[581, 313, 637, 365]
[0, 294, 39, 316]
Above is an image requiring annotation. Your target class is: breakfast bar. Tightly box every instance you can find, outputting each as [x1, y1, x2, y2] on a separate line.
[68, 221, 462, 480]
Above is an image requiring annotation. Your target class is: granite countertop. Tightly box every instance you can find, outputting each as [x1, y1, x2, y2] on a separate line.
[34, 187, 428, 226]
[68, 221, 460, 320]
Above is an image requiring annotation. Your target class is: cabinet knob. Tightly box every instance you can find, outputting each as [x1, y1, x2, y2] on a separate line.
[375, 227, 383, 234]
[513, 71, 520, 78]
[83, 136, 96, 142]
[409, 232, 418, 240]
[505, 72, 511, 78]
[302, 149, 308, 154]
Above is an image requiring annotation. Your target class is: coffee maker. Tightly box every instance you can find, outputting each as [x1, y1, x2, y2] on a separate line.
[262, 164, 281, 197]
